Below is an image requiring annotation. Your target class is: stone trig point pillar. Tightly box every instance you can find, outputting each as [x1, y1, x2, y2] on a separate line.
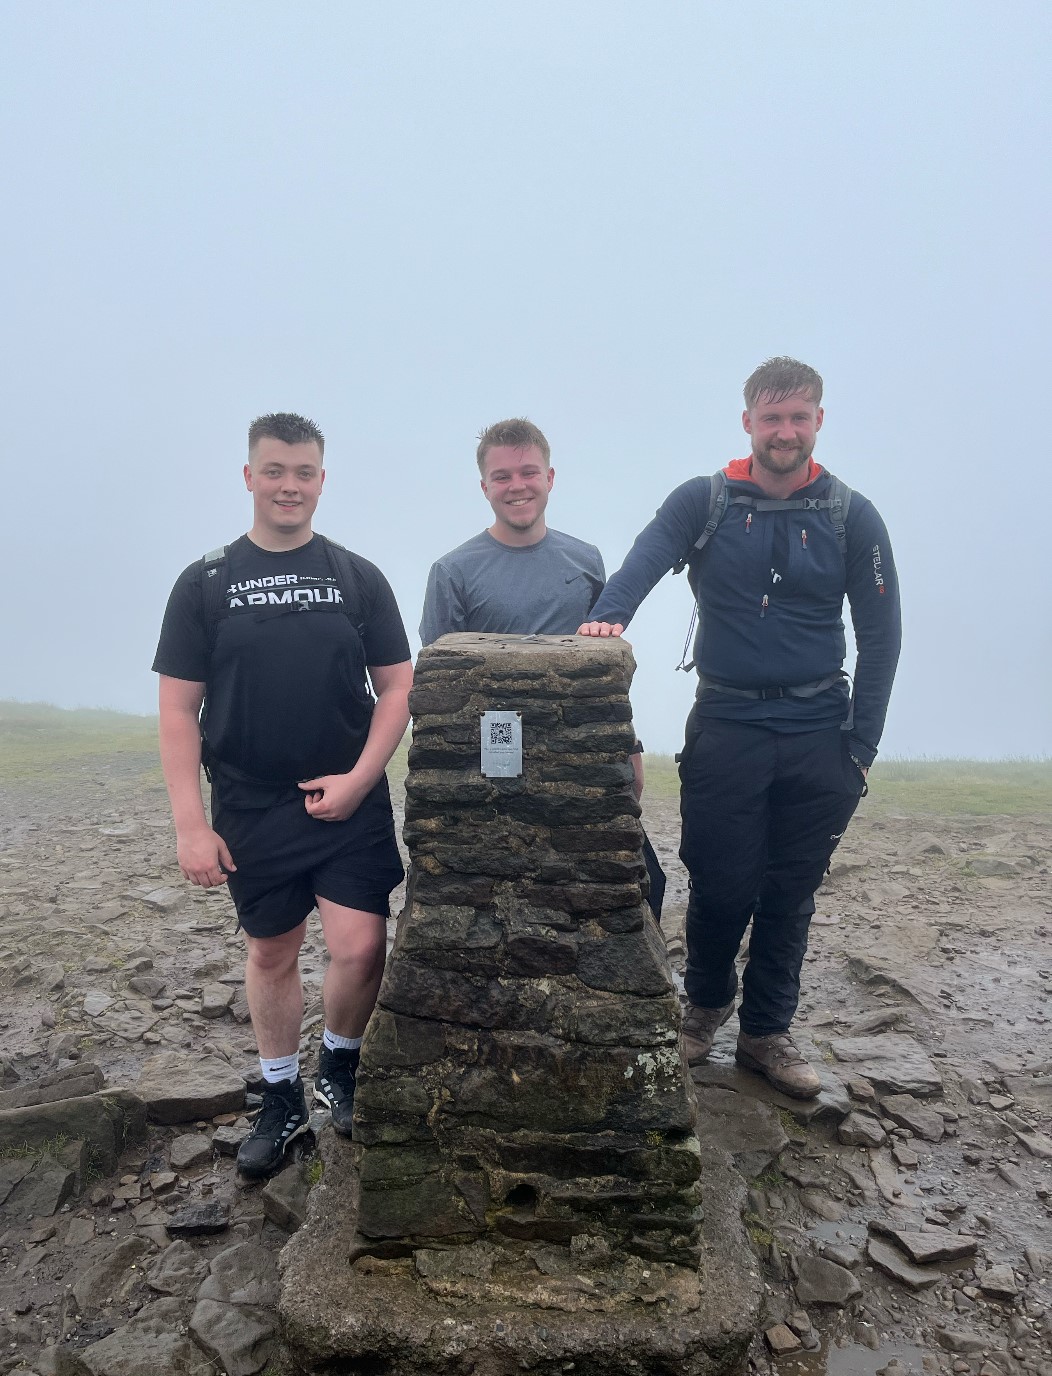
[281, 634, 759, 1375]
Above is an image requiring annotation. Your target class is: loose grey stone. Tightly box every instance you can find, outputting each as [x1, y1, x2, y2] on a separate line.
[169, 1133, 213, 1170]
[189, 1297, 277, 1376]
[799, 1189, 844, 1222]
[66, 1215, 96, 1246]
[1004, 1074, 1052, 1114]
[200, 982, 234, 1019]
[1013, 1127, 1052, 1160]
[793, 1253, 862, 1305]
[43, 961, 66, 991]
[145, 1238, 208, 1296]
[968, 856, 1022, 877]
[136, 1051, 245, 1124]
[261, 1161, 310, 1232]
[765, 1324, 801, 1354]
[935, 1329, 990, 1355]
[213, 1122, 250, 1155]
[166, 1201, 230, 1236]
[820, 1241, 863, 1270]
[80, 1296, 213, 1375]
[127, 976, 166, 998]
[979, 1264, 1020, 1300]
[141, 886, 183, 911]
[82, 993, 114, 1017]
[838, 1110, 888, 1147]
[880, 1092, 946, 1142]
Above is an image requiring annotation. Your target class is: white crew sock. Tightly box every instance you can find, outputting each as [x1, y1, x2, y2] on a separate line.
[260, 1053, 300, 1085]
[323, 1028, 363, 1052]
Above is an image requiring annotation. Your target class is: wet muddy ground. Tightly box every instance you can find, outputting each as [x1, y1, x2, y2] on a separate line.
[0, 746, 1049, 1376]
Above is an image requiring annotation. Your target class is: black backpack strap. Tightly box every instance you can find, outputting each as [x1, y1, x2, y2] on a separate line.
[200, 546, 228, 654]
[673, 471, 728, 575]
[317, 534, 366, 632]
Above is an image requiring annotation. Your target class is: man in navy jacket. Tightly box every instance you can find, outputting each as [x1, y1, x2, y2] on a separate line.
[578, 358, 900, 1097]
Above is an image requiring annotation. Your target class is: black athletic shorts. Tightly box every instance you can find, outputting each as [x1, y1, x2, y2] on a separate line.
[211, 776, 405, 939]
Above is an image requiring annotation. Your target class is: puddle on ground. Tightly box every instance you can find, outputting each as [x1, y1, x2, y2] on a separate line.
[775, 1338, 930, 1376]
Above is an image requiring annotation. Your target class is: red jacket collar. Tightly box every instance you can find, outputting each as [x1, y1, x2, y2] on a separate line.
[724, 456, 823, 491]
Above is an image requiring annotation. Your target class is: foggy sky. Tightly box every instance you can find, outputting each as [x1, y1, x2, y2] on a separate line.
[2, 1, 1049, 758]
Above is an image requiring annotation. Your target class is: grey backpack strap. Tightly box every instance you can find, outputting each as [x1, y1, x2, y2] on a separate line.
[673, 471, 728, 575]
[826, 474, 852, 556]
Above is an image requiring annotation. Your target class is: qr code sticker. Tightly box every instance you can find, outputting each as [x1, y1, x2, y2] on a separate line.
[489, 720, 514, 747]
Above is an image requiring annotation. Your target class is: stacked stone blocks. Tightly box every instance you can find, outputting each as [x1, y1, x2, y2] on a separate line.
[354, 633, 703, 1268]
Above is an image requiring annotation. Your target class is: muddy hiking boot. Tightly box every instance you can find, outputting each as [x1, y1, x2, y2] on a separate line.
[681, 999, 736, 1065]
[735, 1031, 822, 1099]
[236, 1076, 309, 1178]
[314, 1045, 360, 1137]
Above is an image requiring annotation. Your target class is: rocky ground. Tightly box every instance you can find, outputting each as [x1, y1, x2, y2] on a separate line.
[0, 750, 1050, 1376]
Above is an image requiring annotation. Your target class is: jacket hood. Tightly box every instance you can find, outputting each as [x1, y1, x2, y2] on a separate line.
[724, 456, 824, 489]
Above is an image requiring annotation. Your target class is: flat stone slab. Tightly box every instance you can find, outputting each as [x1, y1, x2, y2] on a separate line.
[280, 1116, 761, 1375]
[74, 1237, 152, 1311]
[136, 1051, 245, 1124]
[0, 1062, 104, 1111]
[828, 1033, 943, 1096]
[869, 1220, 978, 1265]
[189, 1297, 277, 1376]
[692, 1085, 788, 1178]
[80, 1296, 213, 1376]
[866, 1236, 942, 1290]
[145, 1239, 208, 1296]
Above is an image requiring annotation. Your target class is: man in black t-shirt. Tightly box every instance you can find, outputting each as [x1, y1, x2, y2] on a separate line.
[153, 413, 413, 1178]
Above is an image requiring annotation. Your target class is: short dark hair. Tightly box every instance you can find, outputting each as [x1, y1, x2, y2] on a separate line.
[248, 412, 325, 457]
[743, 358, 823, 410]
[476, 418, 550, 473]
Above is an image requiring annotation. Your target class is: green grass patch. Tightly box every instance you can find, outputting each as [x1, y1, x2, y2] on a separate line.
[0, 1132, 73, 1162]
[0, 700, 160, 783]
[641, 751, 1052, 816]
[743, 1212, 774, 1249]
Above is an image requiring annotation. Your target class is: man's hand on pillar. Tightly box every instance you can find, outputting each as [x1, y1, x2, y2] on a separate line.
[576, 621, 624, 637]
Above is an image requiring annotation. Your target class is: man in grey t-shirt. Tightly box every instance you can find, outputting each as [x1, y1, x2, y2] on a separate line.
[419, 419, 662, 916]
[420, 418, 605, 645]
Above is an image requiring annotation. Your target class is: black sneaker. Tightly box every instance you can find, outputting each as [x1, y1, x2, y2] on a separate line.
[236, 1076, 309, 1179]
[314, 1045, 359, 1137]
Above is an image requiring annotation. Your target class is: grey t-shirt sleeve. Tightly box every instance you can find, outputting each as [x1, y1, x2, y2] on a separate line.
[420, 558, 467, 646]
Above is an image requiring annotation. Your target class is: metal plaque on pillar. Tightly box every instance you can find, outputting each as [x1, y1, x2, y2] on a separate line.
[480, 710, 522, 777]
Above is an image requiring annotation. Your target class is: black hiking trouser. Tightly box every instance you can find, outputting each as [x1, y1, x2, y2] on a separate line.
[678, 719, 866, 1036]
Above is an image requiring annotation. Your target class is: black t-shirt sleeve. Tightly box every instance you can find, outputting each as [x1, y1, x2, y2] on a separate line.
[152, 562, 209, 682]
[357, 558, 412, 667]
